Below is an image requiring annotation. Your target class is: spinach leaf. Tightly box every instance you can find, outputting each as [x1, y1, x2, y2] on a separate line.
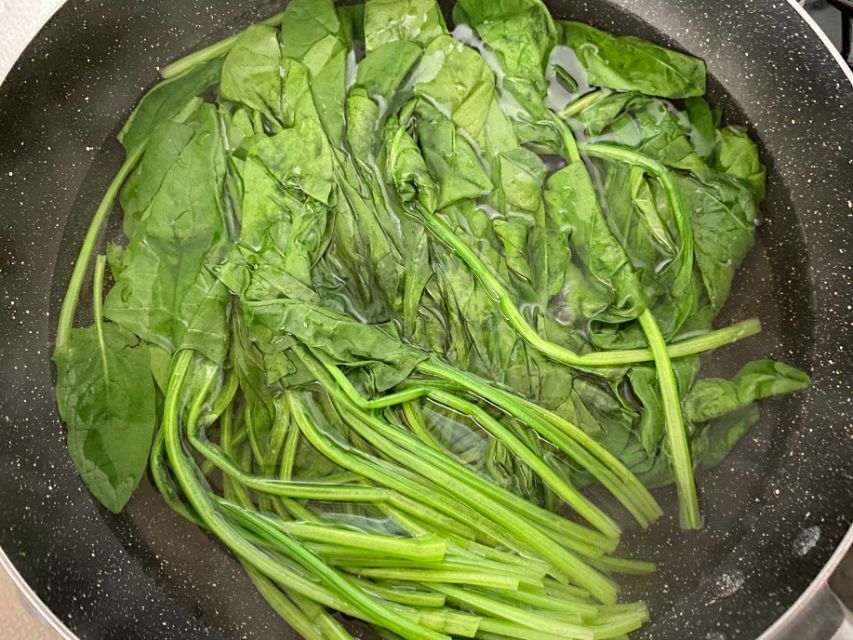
[682, 97, 717, 160]
[629, 366, 664, 455]
[684, 359, 810, 423]
[364, 0, 448, 52]
[119, 119, 196, 238]
[546, 162, 648, 326]
[220, 25, 284, 125]
[54, 257, 156, 513]
[281, 0, 350, 144]
[679, 170, 758, 311]
[118, 58, 223, 156]
[54, 323, 157, 513]
[415, 101, 494, 209]
[337, 3, 366, 45]
[693, 404, 761, 470]
[561, 21, 706, 98]
[356, 40, 423, 100]
[455, 0, 557, 118]
[714, 125, 766, 200]
[104, 104, 232, 364]
[243, 299, 428, 394]
[414, 34, 505, 150]
[253, 117, 336, 205]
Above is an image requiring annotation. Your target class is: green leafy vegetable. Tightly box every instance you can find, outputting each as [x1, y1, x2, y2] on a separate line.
[54, 257, 156, 512]
[684, 359, 810, 423]
[561, 21, 706, 98]
[53, 4, 811, 638]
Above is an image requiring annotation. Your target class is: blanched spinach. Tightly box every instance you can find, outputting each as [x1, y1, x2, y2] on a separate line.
[54, 2, 811, 635]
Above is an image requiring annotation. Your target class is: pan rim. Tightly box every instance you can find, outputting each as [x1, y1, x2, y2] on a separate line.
[0, 1, 850, 639]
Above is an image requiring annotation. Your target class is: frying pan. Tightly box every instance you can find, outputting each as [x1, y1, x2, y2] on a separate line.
[0, 1, 851, 638]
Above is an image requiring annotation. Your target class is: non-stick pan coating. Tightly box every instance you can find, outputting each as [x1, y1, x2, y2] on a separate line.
[0, 1, 851, 638]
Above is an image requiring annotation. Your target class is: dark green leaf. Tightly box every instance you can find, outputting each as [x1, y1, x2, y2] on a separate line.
[104, 104, 232, 364]
[244, 299, 428, 394]
[415, 102, 494, 209]
[546, 162, 648, 326]
[54, 323, 156, 513]
[356, 40, 422, 100]
[684, 359, 810, 423]
[118, 58, 223, 156]
[714, 125, 766, 200]
[281, 0, 349, 144]
[561, 21, 706, 98]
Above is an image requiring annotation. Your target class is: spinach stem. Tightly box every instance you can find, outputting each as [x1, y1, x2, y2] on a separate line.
[431, 584, 594, 640]
[559, 89, 610, 118]
[163, 351, 449, 640]
[221, 499, 455, 639]
[310, 347, 621, 536]
[329, 404, 619, 603]
[350, 578, 446, 608]
[293, 346, 615, 550]
[92, 255, 109, 383]
[416, 359, 660, 527]
[272, 521, 449, 562]
[586, 554, 656, 576]
[297, 347, 617, 554]
[55, 149, 144, 353]
[354, 568, 520, 591]
[401, 402, 443, 450]
[246, 569, 326, 640]
[638, 311, 701, 528]
[428, 389, 620, 539]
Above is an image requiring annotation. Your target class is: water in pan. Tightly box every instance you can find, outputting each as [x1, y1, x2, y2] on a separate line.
[42, 1, 831, 638]
[0, 0, 848, 639]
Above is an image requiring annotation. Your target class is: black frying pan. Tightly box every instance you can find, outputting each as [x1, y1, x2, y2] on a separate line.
[1, 1, 851, 638]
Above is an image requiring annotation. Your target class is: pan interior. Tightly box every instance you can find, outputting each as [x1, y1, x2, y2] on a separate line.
[18, 1, 842, 639]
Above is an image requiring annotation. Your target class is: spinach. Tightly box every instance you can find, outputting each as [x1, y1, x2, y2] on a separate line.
[54, 4, 812, 635]
[104, 104, 232, 364]
[548, 162, 648, 326]
[364, 0, 448, 52]
[681, 170, 759, 311]
[415, 102, 494, 208]
[356, 41, 422, 101]
[118, 58, 224, 156]
[684, 359, 811, 423]
[714, 125, 767, 200]
[53, 257, 156, 513]
[455, 0, 557, 118]
[220, 25, 284, 126]
[560, 21, 706, 98]
[280, 0, 350, 144]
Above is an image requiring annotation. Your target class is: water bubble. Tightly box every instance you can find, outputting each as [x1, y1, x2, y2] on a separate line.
[706, 632, 727, 640]
[714, 571, 744, 598]
[793, 525, 821, 557]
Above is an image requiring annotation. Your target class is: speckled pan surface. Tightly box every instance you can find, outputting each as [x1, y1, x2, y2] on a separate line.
[0, 1, 850, 639]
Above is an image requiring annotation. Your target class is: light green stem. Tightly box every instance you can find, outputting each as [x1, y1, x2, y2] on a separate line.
[428, 389, 620, 539]
[559, 89, 610, 118]
[275, 521, 449, 562]
[55, 149, 143, 353]
[432, 584, 594, 640]
[162, 351, 448, 640]
[638, 311, 701, 529]
[92, 255, 109, 382]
